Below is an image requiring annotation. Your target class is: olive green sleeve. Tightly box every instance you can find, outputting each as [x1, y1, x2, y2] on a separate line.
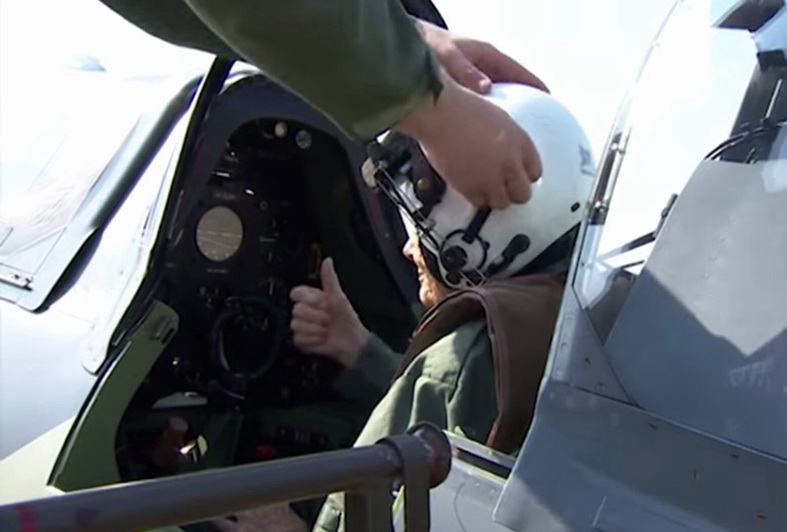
[349, 320, 495, 448]
[183, 0, 443, 141]
[333, 334, 401, 405]
[313, 320, 495, 532]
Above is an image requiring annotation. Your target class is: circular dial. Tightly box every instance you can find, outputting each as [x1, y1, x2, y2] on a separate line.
[196, 206, 244, 262]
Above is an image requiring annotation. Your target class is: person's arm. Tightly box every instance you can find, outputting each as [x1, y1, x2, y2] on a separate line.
[313, 320, 495, 532]
[411, 18, 548, 95]
[290, 258, 401, 402]
[333, 333, 401, 403]
[351, 320, 495, 445]
[184, 0, 442, 142]
[102, 1, 545, 209]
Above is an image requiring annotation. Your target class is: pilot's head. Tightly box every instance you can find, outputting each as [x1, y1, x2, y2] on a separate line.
[377, 83, 596, 308]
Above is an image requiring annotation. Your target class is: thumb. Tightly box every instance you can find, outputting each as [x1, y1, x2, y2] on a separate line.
[320, 258, 344, 298]
[447, 53, 492, 94]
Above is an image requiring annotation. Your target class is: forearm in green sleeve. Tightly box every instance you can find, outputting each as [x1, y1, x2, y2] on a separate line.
[334, 334, 401, 402]
[184, 0, 443, 141]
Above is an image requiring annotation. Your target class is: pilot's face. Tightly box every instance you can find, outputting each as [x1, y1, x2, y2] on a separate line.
[403, 232, 451, 309]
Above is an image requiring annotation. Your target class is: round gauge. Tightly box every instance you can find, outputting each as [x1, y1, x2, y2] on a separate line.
[196, 206, 244, 262]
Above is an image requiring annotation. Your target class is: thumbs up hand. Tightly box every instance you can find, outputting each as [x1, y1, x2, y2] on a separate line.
[289, 258, 370, 368]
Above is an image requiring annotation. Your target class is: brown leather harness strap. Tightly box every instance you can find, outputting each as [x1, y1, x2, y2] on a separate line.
[397, 275, 564, 453]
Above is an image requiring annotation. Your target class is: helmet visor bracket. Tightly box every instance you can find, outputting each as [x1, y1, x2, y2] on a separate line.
[375, 165, 490, 287]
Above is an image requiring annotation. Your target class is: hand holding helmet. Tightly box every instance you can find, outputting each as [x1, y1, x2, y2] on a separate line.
[413, 18, 549, 96]
[376, 82, 596, 289]
[395, 73, 543, 209]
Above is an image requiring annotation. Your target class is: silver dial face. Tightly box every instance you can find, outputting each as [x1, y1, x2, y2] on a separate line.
[196, 206, 244, 262]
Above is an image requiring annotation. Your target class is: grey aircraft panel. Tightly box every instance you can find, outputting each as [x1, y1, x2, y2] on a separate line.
[546, 287, 632, 404]
[393, 433, 516, 532]
[495, 381, 787, 532]
[604, 159, 787, 460]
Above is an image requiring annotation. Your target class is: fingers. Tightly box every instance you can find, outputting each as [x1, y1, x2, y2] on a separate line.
[399, 72, 542, 211]
[290, 287, 330, 350]
[462, 189, 487, 209]
[319, 258, 344, 298]
[290, 285, 327, 308]
[291, 302, 328, 349]
[441, 48, 492, 94]
[290, 318, 325, 338]
[292, 302, 330, 326]
[291, 324, 326, 353]
[293, 334, 327, 354]
[521, 134, 543, 182]
[469, 41, 549, 93]
[492, 160, 529, 209]
[505, 173, 532, 204]
[487, 181, 509, 210]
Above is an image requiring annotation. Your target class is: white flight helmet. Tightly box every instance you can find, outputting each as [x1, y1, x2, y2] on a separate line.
[367, 82, 596, 289]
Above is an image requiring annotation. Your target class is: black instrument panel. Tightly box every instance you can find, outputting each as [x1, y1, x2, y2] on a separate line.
[117, 119, 371, 485]
[115, 75, 418, 512]
[166, 120, 345, 405]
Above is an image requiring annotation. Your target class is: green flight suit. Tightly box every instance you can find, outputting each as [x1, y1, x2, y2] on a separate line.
[99, 0, 443, 141]
[315, 273, 565, 532]
[315, 319, 496, 532]
[333, 334, 403, 406]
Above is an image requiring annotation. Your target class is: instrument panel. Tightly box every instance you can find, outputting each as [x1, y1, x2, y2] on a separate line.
[169, 120, 340, 402]
[117, 118, 374, 486]
[195, 205, 244, 262]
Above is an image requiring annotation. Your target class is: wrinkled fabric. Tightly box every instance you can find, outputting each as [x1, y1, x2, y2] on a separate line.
[333, 333, 402, 408]
[314, 274, 564, 532]
[402, 274, 565, 453]
[100, 0, 443, 141]
[314, 319, 494, 532]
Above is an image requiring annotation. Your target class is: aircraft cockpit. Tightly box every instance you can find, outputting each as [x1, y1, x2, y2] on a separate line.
[45, 74, 422, 499]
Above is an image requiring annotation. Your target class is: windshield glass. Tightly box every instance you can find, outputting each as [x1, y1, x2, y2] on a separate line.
[572, 0, 768, 340]
[0, 0, 210, 273]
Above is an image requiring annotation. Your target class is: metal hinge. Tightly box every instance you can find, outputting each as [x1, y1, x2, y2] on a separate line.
[0, 264, 33, 290]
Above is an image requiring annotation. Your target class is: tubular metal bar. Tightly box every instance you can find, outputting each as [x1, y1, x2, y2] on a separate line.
[0, 424, 451, 532]
[345, 480, 395, 532]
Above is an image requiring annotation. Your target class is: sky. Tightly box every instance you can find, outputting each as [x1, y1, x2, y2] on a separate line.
[0, 0, 755, 251]
[0, 0, 744, 152]
[436, 0, 678, 156]
[0, 0, 679, 156]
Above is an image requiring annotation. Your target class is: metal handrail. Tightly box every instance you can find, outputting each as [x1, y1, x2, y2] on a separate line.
[0, 424, 451, 532]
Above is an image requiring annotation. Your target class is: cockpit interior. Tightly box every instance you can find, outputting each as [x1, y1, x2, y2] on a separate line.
[49, 75, 421, 510]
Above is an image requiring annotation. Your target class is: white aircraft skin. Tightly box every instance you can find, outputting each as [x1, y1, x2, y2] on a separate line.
[0, 69, 189, 503]
[0, 2, 786, 532]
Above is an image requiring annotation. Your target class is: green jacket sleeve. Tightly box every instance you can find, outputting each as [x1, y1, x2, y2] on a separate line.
[101, 0, 443, 141]
[313, 320, 496, 532]
[333, 334, 401, 405]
